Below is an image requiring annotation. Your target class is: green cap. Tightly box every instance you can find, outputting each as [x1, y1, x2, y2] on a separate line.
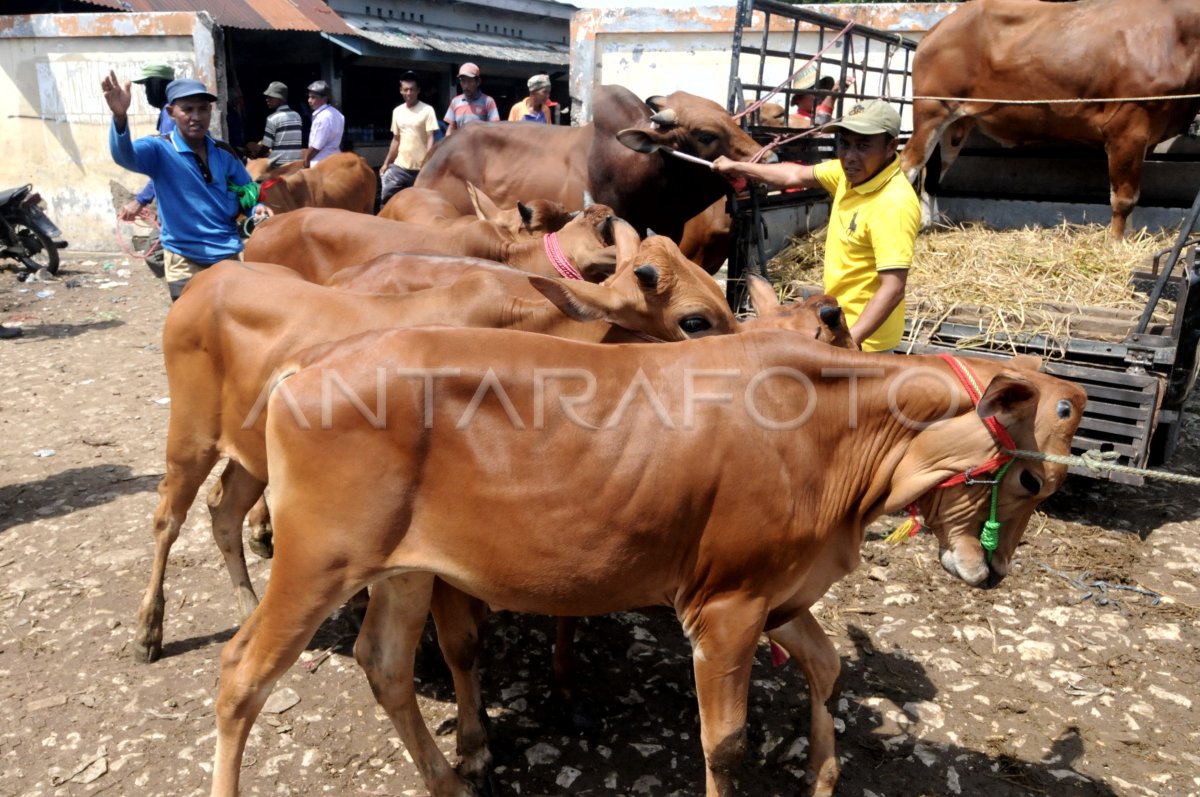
[827, 99, 900, 137]
[133, 62, 175, 83]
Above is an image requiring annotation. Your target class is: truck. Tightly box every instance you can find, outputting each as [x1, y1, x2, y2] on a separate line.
[725, 0, 1200, 485]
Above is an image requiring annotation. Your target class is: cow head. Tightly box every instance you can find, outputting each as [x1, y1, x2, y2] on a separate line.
[615, 92, 771, 165]
[549, 203, 621, 282]
[739, 276, 858, 349]
[468, 182, 574, 238]
[895, 357, 1087, 588]
[531, 224, 736, 341]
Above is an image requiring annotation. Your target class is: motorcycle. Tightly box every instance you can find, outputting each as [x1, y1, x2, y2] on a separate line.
[0, 184, 67, 275]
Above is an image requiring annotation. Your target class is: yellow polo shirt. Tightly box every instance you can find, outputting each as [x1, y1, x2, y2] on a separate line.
[813, 155, 920, 351]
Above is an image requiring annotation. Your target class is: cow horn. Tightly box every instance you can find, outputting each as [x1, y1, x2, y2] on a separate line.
[518, 202, 534, 226]
[649, 108, 678, 127]
[646, 228, 658, 238]
[583, 190, 594, 208]
[634, 264, 659, 288]
[818, 304, 844, 329]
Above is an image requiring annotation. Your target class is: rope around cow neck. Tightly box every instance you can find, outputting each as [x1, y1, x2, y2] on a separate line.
[912, 92, 1200, 105]
[1007, 447, 1200, 486]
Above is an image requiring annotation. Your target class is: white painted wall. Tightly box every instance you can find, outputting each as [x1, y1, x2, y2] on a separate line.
[0, 12, 220, 251]
[570, 3, 960, 123]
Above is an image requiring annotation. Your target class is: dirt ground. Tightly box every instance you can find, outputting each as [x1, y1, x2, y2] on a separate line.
[2, 256, 1198, 797]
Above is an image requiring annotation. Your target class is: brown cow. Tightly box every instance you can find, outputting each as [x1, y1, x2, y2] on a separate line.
[255, 151, 376, 215]
[209, 328, 1086, 797]
[379, 183, 575, 239]
[244, 204, 619, 283]
[414, 85, 769, 245]
[244, 158, 303, 183]
[134, 234, 740, 663]
[901, 0, 1200, 238]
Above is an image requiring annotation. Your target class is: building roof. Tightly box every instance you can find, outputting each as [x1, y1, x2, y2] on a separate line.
[76, 0, 358, 35]
[334, 13, 568, 65]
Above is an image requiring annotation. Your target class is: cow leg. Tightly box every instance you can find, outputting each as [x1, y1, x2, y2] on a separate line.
[205, 460, 265, 622]
[429, 579, 492, 780]
[358, 574, 481, 797]
[135, 447, 220, 663]
[1105, 135, 1147, 239]
[767, 610, 841, 797]
[210, 538, 351, 796]
[246, 494, 273, 559]
[686, 597, 767, 797]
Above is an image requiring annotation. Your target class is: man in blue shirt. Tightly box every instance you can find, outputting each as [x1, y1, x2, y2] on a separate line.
[104, 71, 252, 300]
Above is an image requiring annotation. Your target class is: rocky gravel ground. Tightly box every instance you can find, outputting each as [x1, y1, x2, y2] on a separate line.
[1, 257, 1198, 797]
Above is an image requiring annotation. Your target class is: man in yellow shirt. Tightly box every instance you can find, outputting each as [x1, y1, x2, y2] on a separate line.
[713, 100, 920, 351]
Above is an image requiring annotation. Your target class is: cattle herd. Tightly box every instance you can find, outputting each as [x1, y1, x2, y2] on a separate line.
[121, 85, 1100, 797]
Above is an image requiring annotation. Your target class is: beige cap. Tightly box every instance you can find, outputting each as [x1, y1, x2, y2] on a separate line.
[791, 64, 818, 91]
[827, 99, 901, 137]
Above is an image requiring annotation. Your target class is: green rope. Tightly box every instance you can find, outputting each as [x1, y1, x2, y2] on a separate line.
[1007, 448, 1200, 487]
[227, 178, 261, 213]
[980, 459, 1014, 561]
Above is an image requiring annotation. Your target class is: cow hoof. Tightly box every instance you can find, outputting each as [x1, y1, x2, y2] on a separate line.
[248, 532, 274, 560]
[133, 635, 162, 664]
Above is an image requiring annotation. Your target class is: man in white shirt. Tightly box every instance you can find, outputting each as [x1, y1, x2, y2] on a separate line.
[302, 80, 344, 167]
[380, 72, 439, 204]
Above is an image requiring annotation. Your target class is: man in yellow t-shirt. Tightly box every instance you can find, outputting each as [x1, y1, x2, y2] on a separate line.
[713, 100, 920, 351]
[508, 74, 555, 124]
[380, 71, 440, 205]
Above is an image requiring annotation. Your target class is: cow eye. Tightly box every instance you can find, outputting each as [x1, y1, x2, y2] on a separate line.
[695, 132, 718, 147]
[680, 316, 713, 335]
[1018, 469, 1042, 495]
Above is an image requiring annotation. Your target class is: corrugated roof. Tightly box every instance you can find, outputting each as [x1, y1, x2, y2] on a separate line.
[77, 0, 358, 35]
[338, 13, 568, 65]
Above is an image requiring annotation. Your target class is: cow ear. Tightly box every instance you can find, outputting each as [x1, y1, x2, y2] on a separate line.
[612, 218, 641, 268]
[747, 274, 780, 316]
[977, 373, 1040, 423]
[1008, 353, 1044, 373]
[617, 127, 665, 154]
[467, 182, 501, 221]
[528, 274, 619, 322]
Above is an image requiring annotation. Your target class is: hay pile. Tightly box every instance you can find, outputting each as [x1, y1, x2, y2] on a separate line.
[769, 221, 1180, 354]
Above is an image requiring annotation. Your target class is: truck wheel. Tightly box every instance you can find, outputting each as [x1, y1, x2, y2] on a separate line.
[15, 223, 60, 275]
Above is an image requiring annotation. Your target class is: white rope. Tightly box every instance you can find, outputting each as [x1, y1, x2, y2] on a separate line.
[912, 92, 1200, 105]
[1009, 448, 1200, 486]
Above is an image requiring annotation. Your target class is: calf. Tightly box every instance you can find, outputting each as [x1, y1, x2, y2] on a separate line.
[256, 152, 376, 215]
[244, 204, 619, 283]
[211, 327, 1085, 797]
[135, 232, 738, 663]
[379, 183, 574, 239]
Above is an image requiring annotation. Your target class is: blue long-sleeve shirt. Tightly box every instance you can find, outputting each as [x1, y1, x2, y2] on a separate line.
[133, 107, 177, 206]
[110, 120, 250, 263]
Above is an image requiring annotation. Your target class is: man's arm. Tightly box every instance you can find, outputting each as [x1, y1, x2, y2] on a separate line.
[711, 156, 820, 191]
[380, 136, 400, 177]
[850, 269, 907, 346]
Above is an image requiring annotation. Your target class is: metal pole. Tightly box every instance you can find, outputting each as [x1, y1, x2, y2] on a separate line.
[1136, 186, 1200, 334]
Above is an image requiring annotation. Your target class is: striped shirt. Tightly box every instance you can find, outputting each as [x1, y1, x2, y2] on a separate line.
[262, 104, 303, 167]
[444, 91, 499, 129]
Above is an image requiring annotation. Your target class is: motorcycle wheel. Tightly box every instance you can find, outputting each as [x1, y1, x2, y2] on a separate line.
[14, 222, 60, 275]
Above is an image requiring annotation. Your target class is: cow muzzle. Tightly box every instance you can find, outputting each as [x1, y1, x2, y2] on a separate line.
[939, 538, 1006, 589]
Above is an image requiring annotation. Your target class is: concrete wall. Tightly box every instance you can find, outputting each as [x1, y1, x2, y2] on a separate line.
[570, 3, 959, 122]
[0, 13, 220, 252]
